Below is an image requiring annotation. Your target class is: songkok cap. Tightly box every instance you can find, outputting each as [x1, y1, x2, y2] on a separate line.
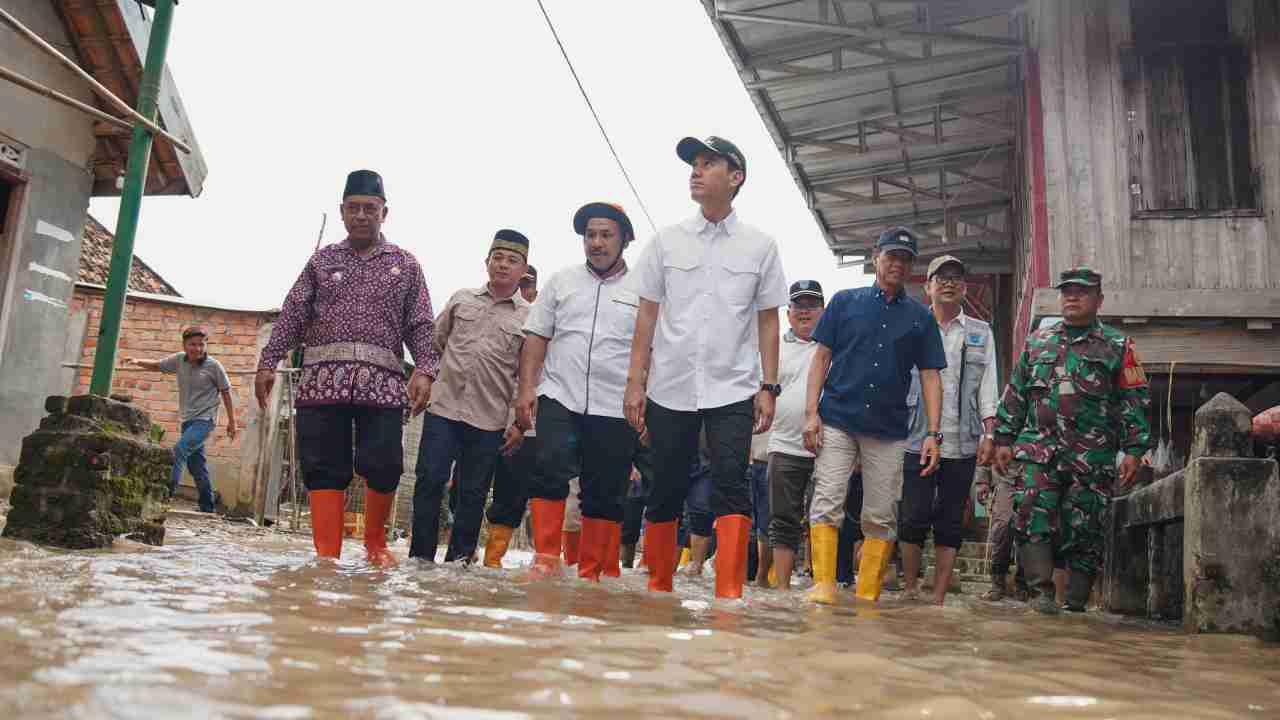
[676, 135, 747, 179]
[875, 226, 919, 257]
[789, 280, 824, 302]
[491, 229, 530, 260]
[181, 325, 208, 340]
[927, 255, 966, 280]
[1055, 266, 1102, 289]
[573, 202, 635, 242]
[343, 169, 385, 200]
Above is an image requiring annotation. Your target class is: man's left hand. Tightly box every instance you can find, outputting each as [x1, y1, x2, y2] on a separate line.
[499, 424, 524, 456]
[408, 371, 433, 417]
[1117, 454, 1141, 493]
[920, 435, 941, 476]
[226, 422, 238, 442]
[976, 437, 994, 466]
[753, 390, 776, 434]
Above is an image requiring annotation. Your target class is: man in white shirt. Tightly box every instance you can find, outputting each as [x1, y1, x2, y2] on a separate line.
[900, 255, 999, 605]
[516, 202, 641, 580]
[624, 136, 789, 600]
[764, 281, 825, 590]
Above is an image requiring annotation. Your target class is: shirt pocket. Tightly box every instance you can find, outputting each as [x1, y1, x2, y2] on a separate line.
[1073, 348, 1115, 399]
[496, 316, 525, 357]
[316, 263, 351, 303]
[718, 256, 759, 310]
[1027, 349, 1058, 396]
[662, 255, 700, 304]
[609, 289, 640, 337]
[451, 303, 484, 348]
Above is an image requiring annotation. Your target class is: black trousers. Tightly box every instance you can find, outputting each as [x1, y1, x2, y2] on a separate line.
[528, 397, 637, 523]
[622, 442, 653, 545]
[766, 452, 816, 551]
[487, 435, 536, 528]
[900, 453, 977, 549]
[409, 412, 503, 561]
[296, 405, 404, 493]
[644, 397, 753, 524]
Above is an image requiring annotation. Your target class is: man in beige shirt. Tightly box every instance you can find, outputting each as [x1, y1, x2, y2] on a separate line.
[409, 229, 531, 563]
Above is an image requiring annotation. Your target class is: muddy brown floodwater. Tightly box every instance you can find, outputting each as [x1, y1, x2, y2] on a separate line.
[1, 507, 1279, 719]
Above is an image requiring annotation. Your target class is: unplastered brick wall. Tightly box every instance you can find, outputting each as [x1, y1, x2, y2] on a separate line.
[69, 287, 276, 462]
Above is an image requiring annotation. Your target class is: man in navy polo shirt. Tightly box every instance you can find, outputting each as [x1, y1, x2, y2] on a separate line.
[802, 227, 946, 603]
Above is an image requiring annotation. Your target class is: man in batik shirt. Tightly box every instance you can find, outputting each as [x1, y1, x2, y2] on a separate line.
[256, 169, 439, 565]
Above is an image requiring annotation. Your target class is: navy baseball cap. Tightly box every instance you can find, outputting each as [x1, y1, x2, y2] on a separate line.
[789, 280, 824, 302]
[876, 226, 919, 257]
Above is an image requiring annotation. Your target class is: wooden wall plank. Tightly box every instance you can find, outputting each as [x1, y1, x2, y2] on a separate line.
[1193, 218, 1221, 288]
[1065, 5, 1103, 269]
[1039, 0, 1076, 279]
[1254, 0, 1280, 287]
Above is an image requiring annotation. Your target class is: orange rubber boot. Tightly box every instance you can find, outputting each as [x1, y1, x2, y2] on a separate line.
[363, 488, 398, 567]
[562, 530, 582, 566]
[577, 518, 608, 582]
[713, 514, 751, 600]
[309, 490, 346, 559]
[529, 498, 566, 578]
[645, 521, 678, 592]
[603, 521, 622, 578]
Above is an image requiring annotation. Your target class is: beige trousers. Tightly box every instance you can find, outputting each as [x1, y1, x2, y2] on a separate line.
[809, 426, 906, 542]
[562, 477, 582, 532]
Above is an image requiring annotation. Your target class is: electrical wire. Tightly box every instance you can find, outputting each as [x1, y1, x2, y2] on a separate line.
[535, 0, 658, 236]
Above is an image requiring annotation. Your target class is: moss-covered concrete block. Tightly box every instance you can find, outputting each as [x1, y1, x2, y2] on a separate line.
[2, 394, 173, 549]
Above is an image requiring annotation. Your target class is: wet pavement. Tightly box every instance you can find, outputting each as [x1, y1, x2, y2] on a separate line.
[1, 505, 1278, 719]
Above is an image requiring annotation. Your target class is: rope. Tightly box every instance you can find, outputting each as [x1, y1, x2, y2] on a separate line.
[535, 0, 658, 236]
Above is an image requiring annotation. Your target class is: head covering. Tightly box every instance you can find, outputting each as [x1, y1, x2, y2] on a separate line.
[573, 202, 636, 242]
[1055, 266, 1102, 289]
[343, 169, 385, 200]
[875, 226, 919, 257]
[522, 265, 537, 282]
[490, 229, 530, 260]
[181, 325, 208, 340]
[927, 254, 966, 280]
[789, 280, 824, 302]
[676, 136, 746, 178]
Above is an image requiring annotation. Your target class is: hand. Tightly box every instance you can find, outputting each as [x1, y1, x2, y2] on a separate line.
[514, 386, 537, 432]
[975, 483, 991, 505]
[802, 413, 824, 455]
[499, 424, 524, 456]
[630, 466, 641, 484]
[407, 371, 433, 417]
[753, 390, 776, 434]
[226, 422, 238, 442]
[976, 437, 994, 466]
[994, 445, 1013, 477]
[124, 357, 138, 366]
[254, 369, 275, 410]
[1117, 454, 1141, 493]
[920, 435, 941, 476]
[638, 428, 650, 448]
[624, 379, 647, 435]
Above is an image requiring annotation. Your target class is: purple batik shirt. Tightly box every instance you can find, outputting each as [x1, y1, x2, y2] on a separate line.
[258, 236, 440, 408]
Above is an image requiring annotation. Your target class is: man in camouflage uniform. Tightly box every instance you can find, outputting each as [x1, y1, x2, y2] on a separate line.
[994, 267, 1152, 613]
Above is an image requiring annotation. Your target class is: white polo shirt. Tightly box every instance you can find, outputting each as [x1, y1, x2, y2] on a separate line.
[768, 330, 820, 458]
[632, 211, 789, 411]
[524, 263, 637, 419]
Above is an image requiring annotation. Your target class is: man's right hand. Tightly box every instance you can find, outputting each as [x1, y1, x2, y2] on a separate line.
[255, 369, 275, 410]
[624, 380, 647, 435]
[802, 413, 824, 455]
[515, 387, 537, 432]
[975, 482, 991, 505]
[994, 445, 1013, 477]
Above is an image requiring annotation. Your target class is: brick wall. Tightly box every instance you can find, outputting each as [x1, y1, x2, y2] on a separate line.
[69, 286, 275, 462]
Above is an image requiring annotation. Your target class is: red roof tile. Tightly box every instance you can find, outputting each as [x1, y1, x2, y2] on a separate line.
[79, 216, 181, 297]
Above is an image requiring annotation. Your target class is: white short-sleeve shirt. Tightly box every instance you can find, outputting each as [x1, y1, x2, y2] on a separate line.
[524, 263, 638, 419]
[631, 211, 789, 411]
[768, 330, 820, 458]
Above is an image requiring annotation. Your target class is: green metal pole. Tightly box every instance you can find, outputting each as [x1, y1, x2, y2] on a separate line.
[88, 0, 177, 396]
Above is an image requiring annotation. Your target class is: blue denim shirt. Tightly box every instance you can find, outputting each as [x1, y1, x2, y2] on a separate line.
[812, 285, 946, 439]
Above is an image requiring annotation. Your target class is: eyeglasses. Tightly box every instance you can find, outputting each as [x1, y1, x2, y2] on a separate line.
[933, 275, 965, 286]
[343, 202, 384, 217]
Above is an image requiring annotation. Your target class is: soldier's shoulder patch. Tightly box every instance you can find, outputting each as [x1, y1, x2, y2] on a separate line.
[1120, 339, 1148, 389]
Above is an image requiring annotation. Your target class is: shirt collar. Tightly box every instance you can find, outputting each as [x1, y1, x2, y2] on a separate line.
[1061, 319, 1105, 343]
[341, 234, 391, 257]
[473, 284, 528, 307]
[683, 210, 739, 237]
[939, 308, 968, 331]
[872, 281, 906, 304]
[784, 329, 814, 344]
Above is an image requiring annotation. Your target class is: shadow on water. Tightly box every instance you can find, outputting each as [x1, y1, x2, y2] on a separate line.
[0, 511, 1278, 718]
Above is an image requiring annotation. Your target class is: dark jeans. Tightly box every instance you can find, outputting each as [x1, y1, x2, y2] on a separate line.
[170, 419, 215, 512]
[766, 452, 815, 551]
[622, 443, 653, 545]
[837, 471, 864, 585]
[644, 397, 753, 524]
[749, 460, 770, 539]
[296, 405, 404, 493]
[900, 453, 977, 549]
[684, 458, 715, 536]
[410, 412, 503, 561]
[488, 435, 536, 528]
[528, 397, 637, 523]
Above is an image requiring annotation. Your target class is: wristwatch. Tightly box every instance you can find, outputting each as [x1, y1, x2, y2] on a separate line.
[980, 433, 995, 441]
[926, 431, 944, 443]
[761, 383, 782, 396]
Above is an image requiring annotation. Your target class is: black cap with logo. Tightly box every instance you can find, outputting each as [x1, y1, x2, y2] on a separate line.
[789, 280, 824, 302]
[676, 136, 747, 178]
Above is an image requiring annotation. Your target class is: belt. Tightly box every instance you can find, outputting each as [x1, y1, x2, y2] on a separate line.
[302, 342, 404, 375]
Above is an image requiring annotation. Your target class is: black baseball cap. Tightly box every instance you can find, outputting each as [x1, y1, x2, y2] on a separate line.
[676, 136, 746, 176]
[789, 280, 824, 302]
[875, 226, 919, 257]
[181, 325, 208, 340]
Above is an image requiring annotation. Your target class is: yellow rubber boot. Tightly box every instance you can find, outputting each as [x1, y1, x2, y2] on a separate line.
[855, 538, 894, 602]
[483, 525, 515, 569]
[678, 548, 691, 568]
[805, 524, 840, 604]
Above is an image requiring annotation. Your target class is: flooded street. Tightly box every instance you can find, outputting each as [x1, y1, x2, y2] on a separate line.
[1, 507, 1278, 719]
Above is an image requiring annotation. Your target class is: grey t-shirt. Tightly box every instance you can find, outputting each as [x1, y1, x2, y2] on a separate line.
[159, 353, 232, 423]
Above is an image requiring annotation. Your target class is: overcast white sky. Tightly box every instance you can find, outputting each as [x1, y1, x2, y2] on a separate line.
[90, 1, 869, 311]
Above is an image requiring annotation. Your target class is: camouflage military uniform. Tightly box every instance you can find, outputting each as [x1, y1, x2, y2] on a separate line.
[994, 270, 1151, 576]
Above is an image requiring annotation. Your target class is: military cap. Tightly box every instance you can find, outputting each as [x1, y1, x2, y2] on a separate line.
[343, 169, 385, 200]
[927, 254, 965, 280]
[573, 202, 635, 242]
[1055, 266, 1102, 289]
[490, 229, 530, 260]
[876, 226, 919, 257]
[676, 135, 747, 177]
[789, 279, 824, 301]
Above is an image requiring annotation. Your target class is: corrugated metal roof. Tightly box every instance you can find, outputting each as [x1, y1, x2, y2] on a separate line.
[705, 0, 1024, 273]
